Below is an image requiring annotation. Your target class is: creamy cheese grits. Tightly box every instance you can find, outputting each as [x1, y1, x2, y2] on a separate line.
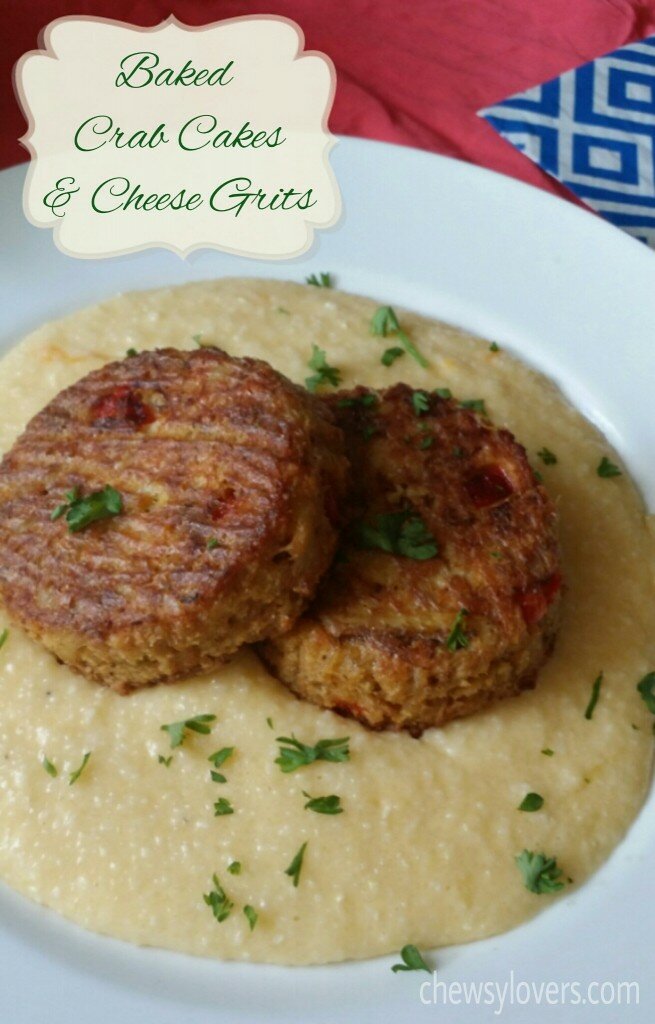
[0, 279, 652, 964]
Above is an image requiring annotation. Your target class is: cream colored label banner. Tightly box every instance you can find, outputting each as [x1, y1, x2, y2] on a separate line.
[16, 16, 341, 259]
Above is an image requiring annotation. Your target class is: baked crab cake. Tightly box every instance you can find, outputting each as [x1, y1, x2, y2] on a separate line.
[0, 347, 349, 691]
[260, 383, 562, 735]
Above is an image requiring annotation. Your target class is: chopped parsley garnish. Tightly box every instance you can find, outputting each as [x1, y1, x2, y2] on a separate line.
[490, 550, 502, 559]
[381, 346, 405, 367]
[0, 628, 8, 650]
[460, 398, 487, 415]
[361, 397, 378, 414]
[68, 751, 91, 786]
[193, 334, 217, 349]
[228, 861, 242, 875]
[597, 456, 621, 478]
[209, 747, 234, 767]
[302, 791, 343, 815]
[370, 306, 428, 368]
[446, 609, 469, 652]
[207, 538, 220, 550]
[489, 341, 500, 353]
[541, 748, 555, 757]
[354, 510, 438, 560]
[50, 488, 78, 521]
[434, 387, 452, 399]
[42, 756, 57, 778]
[537, 447, 558, 466]
[243, 905, 259, 931]
[214, 797, 234, 816]
[515, 850, 566, 894]
[391, 944, 431, 974]
[305, 344, 341, 392]
[518, 792, 544, 812]
[266, 716, 274, 730]
[584, 673, 603, 720]
[306, 272, 333, 288]
[275, 735, 350, 773]
[52, 485, 123, 533]
[160, 713, 216, 750]
[419, 436, 434, 450]
[370, 306, 397, 335]
[203, 875, 233, 923]
[284, 841, 307, 887]
[277, 307, 290, 314]
[637, 672, 655, 713]
[337, 393, 378, 409]
[208, 746, 234, 783]
[412, 391, 430, 416]
[126, 347, 138, 357]
[158, 754, 173, 767]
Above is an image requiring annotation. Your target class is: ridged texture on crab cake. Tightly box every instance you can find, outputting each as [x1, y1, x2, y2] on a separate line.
[0, 347, 349, 692]
[259, 383, 563, 735]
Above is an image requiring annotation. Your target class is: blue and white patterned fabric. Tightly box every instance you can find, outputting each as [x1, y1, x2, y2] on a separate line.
[479, 35, 655, 247]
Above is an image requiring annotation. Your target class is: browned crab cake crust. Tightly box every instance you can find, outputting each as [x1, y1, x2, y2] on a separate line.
[0, 347, 349, 692]
[259, 383, 563, 735]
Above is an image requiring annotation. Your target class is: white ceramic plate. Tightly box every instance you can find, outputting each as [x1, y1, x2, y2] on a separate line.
[0, 138, 654, 1024]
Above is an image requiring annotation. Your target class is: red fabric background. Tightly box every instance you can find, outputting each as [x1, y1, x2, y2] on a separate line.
[3, 0, 655, 204]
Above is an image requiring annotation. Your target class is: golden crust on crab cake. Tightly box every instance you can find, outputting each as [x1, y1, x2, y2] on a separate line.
[0, 347, 349, 692]
[259, 383, 562, 735]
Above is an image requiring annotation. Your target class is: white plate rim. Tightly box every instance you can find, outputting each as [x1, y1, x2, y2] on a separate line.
[0, 137, 654, 1024]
